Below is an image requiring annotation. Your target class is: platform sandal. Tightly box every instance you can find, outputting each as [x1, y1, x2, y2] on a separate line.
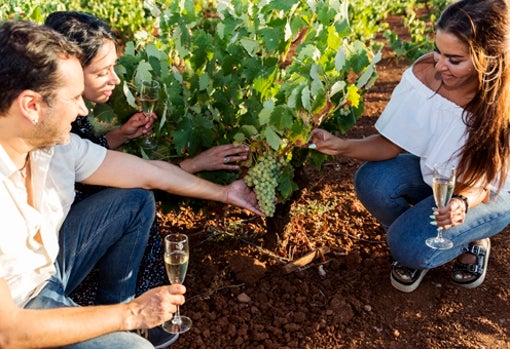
[451, 238, 491, 289]
[390, 261, 428, 293]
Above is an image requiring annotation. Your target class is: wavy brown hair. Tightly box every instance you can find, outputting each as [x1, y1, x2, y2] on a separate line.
[0, 21, 82, 114]
[437, 0, 510, 192]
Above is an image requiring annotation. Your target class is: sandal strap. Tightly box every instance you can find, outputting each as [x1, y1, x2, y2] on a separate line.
[465, 244, 487, 257]
[451, 239, 491, 288]
[452, 243, 489, 277]
[452, 261, 483, 275]
[392, 261, 420, 279]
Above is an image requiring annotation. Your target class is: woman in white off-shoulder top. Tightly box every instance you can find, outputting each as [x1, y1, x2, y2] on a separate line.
[309, 0, 510, 293]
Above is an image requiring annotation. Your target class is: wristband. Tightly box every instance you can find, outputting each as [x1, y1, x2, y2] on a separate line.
[452, 194, 469, 213]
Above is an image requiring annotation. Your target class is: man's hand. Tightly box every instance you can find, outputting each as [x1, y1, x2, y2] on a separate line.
[224, 179, 265, 216]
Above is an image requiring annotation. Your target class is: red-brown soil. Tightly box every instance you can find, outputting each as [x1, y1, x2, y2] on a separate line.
[159, 25, 510, 349]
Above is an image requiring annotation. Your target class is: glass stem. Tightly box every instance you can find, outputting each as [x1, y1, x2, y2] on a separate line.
[436, 227, 444, 240]
[172, 305, 182, 325]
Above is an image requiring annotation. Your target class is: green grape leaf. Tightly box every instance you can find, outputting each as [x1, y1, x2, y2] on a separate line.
[191, 30, 213, 68]
[287, 84, 305, 109]
[92, 103, 116, 125]
[287, 119, 311, 146]
[310, 78, 324, 98]
[240, 37, 259, 56]
[356, 50, 382, 88]
[199, 73, 211, 91]
[115, 63, 127, 78]
[217, 22, 226, 40]
[327, 25, 342, 51]
[310, 64, 321, 82]
[173, 115, 216, 155]
[259, 100, 274, 126]
[264, 126, 283, 151]
[334, 19, 352, 38]
[330, 80, 346, 98]
[270, 105, 293, 130]
[134, 61, 153, 86]
[123, 41, 136, 56]
[122, 81, 138, 109]
[147, 55, 162, 78]
[317, 3, 336, 24]
[301, 85, 311, 112]
[336, 107, 358, 132]
[350, 41, 370, 73]
[253, 69, 277, 99]
[260, 26, 284, 52]
[241, 56, 263, 82]
[233, 132, 248, 143]
[240, 125, 258, 136]
[311, 88, 327, 114]
[144, 43, 162, 60]
[297, 44, 320, 61]
[267, 0, 299, 11]
[356, 64, 375, 89]
[278, 172, 297, 201]
[335, 46, 346, 71]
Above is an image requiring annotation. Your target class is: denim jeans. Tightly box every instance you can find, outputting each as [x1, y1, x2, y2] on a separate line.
[354, 154, 510, 269]
[25, 188, 155, 349]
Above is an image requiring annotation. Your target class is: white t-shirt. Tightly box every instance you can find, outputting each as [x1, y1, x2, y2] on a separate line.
[375, 66, 510, 191]
[0, 134, 107, 306]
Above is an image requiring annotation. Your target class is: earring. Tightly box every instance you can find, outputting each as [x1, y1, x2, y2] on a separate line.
[32, 118, 38, 125]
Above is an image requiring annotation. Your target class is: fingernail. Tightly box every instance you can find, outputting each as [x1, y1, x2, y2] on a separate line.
[430, 220, 437, 226]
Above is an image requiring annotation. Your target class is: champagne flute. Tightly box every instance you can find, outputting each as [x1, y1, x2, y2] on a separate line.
[139, 79, 160, 150]
[426, 165, 456, 250]
[162, 233, 192, 334]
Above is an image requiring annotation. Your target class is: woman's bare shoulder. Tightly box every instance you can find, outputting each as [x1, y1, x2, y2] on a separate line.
[412, 53, 440, 90]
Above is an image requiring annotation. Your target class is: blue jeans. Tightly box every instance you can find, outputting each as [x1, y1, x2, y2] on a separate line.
[25, 188, 155, 349]
[354, 154, 510, 269]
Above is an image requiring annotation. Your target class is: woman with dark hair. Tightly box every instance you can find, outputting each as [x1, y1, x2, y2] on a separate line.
[45, 11, 250, 347]
[309, 0, 510, 293]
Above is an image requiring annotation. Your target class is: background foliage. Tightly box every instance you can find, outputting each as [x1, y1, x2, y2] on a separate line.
[1, 0, 451, 214]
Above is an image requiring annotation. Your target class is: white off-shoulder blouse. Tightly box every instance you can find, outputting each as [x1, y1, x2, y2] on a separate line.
[375, 66, 509, 191]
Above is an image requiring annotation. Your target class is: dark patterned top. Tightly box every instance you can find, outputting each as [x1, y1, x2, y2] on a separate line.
[72, 115, 110, 148]
[72, 116, 110, 202]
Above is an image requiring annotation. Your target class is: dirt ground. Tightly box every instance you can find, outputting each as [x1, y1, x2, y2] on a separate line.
[158, 24, 510, 349]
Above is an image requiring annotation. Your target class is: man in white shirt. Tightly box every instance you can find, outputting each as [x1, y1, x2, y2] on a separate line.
[0, 20, 262, 348]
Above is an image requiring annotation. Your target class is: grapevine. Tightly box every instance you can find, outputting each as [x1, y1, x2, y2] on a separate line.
[32, 0, 437, 213]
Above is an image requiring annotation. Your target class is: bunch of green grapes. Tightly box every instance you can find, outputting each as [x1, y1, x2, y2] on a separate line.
[244, 153, 287, 217]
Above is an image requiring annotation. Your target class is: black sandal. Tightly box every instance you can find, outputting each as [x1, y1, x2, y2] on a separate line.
[451, 238, 491, 289]
[390, 261, 428, 293]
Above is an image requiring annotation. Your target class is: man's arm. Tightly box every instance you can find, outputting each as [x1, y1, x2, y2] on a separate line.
[82, 150, 264, 216]
[0, 279, 186, 348]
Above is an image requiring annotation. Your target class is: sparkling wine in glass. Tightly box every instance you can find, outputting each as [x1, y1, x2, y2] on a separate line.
[162, 233, 192, 334]
[139, 79, 160, 150]
[426, 165, 455, 250]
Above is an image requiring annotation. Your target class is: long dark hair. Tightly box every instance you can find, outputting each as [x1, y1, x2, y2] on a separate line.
[437, 0, 510, 192]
